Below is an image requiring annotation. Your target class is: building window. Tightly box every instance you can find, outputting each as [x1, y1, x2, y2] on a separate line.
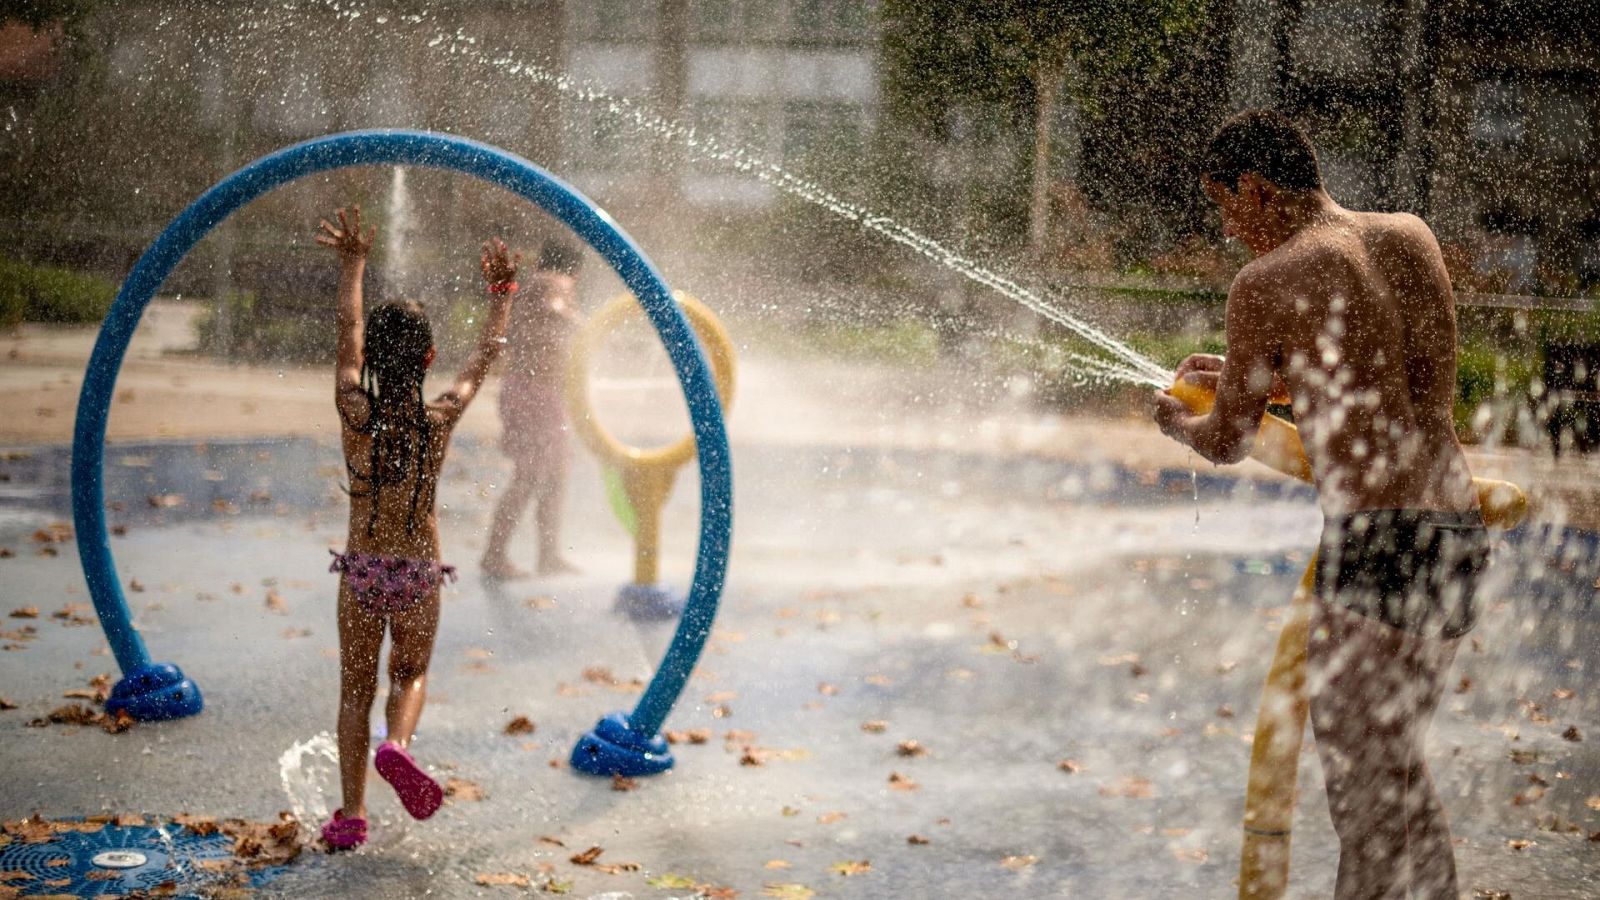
[792, 0, 871, 42]
[782, 100, 863, 163]
[1537, 88, 1591, 160]
[584, 0, 658, 41]
[1471, 79, 1526, 148]
[692, 99, 775, 171]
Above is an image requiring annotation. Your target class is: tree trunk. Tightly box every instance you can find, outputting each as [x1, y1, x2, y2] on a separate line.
[1028, 61, 1064, 260]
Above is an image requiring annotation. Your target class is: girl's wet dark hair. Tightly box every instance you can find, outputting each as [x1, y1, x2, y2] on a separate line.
[1203, 109, 1324, 193]
[349, 300, 434, 537]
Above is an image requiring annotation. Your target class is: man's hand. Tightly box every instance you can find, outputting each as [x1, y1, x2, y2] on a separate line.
[1173, 352, 1288, 404]
[1174, 353, 1224, 391]
[480, 238, 520, 289]
[1151, 390, 1196, 445]
[316, 206, 375, 262]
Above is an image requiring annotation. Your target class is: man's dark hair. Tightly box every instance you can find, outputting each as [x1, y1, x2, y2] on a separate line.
[1203, 109, 1323, 192]
[536, 237, 585, 275]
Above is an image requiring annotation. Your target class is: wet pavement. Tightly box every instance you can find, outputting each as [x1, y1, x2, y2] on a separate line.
[1, 435, 1597, 898]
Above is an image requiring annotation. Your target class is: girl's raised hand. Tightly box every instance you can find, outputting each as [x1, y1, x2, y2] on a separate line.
[480, 237, 520, 289]
[316, 206, 376, 260]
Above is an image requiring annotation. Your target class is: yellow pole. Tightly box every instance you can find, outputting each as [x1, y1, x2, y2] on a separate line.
[566, 292, 736, 591]
[1163, 378, 1528, 899]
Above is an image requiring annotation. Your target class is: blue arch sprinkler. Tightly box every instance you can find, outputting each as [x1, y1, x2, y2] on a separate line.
[71, 130, 733, 777]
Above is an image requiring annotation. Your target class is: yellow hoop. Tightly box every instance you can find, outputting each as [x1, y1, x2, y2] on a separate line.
[566, 291, 737, 470]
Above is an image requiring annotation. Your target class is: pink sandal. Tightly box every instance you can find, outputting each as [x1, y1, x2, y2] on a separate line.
[374, 741, 443, 820]
[320, 809, 367, 850]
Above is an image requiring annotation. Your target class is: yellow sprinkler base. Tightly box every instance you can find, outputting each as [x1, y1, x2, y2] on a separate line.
[1163, 377, 1529, 900]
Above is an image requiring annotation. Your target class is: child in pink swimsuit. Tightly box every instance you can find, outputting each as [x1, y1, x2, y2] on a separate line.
[316, 205, 518, 850]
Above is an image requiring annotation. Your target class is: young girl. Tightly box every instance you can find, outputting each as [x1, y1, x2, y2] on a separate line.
[316, 205, 519, 850]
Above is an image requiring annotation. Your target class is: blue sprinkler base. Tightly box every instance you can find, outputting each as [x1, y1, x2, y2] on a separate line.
[614, 583, 685, 621]
[105, 662, 203, 721]
[570, 712, 675, 777]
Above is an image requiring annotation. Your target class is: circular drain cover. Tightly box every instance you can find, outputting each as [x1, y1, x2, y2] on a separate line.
[92, 849, 149, 868]
[0, 818, 297, 896]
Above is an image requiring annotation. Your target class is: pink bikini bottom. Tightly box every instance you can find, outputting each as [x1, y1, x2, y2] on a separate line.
[330, 549, 456, 616]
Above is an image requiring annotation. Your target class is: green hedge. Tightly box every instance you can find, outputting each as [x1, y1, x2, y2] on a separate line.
[0, 256, 117, 326]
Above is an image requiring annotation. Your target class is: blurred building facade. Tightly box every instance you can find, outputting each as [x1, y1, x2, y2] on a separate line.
[1231, 0, 1600, 294]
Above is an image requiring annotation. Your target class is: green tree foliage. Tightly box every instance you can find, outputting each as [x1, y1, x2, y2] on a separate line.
[880, 0, 1219, 259]
[0, 0, 102, 35]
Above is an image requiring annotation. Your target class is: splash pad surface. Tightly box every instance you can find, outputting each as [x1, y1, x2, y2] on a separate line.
[3, 414, 1596, 897]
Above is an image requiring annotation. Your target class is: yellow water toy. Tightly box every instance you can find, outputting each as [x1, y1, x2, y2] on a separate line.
[566, 291, 736, 619]
[1165, 377, 1529, 899]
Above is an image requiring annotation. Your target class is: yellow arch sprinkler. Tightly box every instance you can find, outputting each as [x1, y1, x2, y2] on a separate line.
[1166, 378, 1528, 900]
[566, 291, 736, 620]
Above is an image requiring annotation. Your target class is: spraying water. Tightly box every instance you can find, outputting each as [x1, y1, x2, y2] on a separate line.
[383, 165, 415, 297]
[278, 732, 341, 828]
[305, 1, 1173, 389]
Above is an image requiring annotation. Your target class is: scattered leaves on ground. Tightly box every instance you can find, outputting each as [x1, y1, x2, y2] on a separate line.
[896, 740, 928, 757]
[907, 834, 930, 845]
[860, 720, 887, 734]
[1000, 855, 1038, 870]
[8, 608, 37, 619]
[831, 860, 871, 876]
[504, 716, 536, 736]
[888, 772, 919, 791]
[611, 774, 638, 792]
[762, 883, 814, 899]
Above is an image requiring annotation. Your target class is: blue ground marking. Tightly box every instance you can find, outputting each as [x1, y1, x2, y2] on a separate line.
[0, 818, 298, 897]
[64, 130, 731, 770]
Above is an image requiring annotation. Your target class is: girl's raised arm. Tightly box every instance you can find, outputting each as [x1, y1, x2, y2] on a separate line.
[316, 206, 376, 424]
[434, 237, 517, 423]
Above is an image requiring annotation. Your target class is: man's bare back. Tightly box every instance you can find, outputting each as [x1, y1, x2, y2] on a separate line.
[1242, 208, 1478, 515]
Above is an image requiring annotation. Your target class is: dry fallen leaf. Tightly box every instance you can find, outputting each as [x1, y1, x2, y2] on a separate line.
[611, 774, 638, 792]
[1000, 855, 1038, 870]
[1172, 847, 1209, 864]
[1099, 776, 1154, 799]
[896, 740, 929, 757]
[830, 860, 871, 876]
[764, 860, 791, 870]
[475, 872, 531, 888]
[8, 608, 37, 619]
[888, 772, 919, 791]
[444, 777, 485, 802]
[861, 720, 888, 734]
[504, 716, 536, 736]
[762, 884, 815, 899]
[907, 834, 931, 845]
[569, 846, 604, 866]
[816, 812, 847, 825]
[645, 873, 699, 889]
[1057, 759, 1083, 774]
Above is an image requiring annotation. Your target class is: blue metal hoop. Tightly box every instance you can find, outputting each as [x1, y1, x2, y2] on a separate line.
[71, 130, 733, 773]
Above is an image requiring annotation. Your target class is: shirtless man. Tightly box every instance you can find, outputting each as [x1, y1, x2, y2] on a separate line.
[1152, 110, 1488, 900]
[481, 237, 585, 579]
